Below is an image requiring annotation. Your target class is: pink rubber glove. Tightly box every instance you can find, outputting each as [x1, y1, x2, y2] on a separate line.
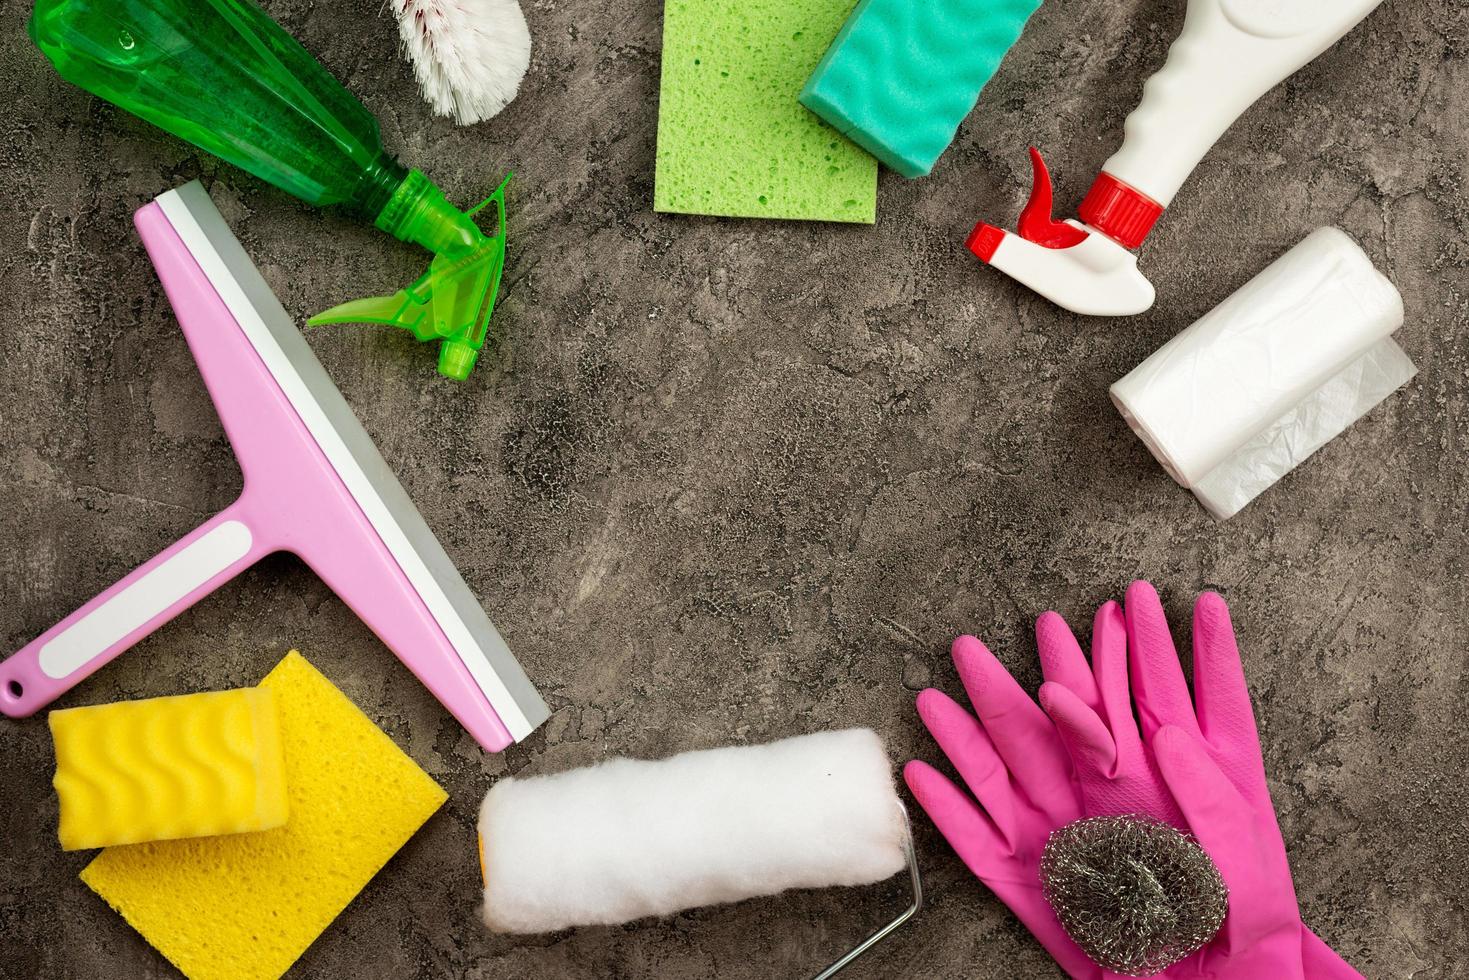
[1035, 582, 1362, 979]
[906, 586, 1361, 979]
[904, 634, 1102, 978]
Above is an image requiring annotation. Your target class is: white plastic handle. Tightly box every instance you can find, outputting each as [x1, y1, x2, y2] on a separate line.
[39, 520, 252, 678]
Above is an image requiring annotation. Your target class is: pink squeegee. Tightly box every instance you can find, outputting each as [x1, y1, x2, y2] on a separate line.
[0, 182, 548, 751]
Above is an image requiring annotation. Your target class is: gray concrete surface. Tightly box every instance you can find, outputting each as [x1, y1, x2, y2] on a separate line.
[2, 0, 1466, 976]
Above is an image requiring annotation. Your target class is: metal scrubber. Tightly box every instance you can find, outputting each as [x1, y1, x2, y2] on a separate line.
[1040, 815, 1228, 976]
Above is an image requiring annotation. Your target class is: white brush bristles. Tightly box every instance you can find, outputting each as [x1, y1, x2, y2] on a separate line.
[477, 728, 907, 933]
[393, 0, 531, 125]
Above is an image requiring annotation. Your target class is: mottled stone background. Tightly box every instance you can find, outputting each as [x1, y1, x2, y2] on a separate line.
[1, 0, 1465, 976]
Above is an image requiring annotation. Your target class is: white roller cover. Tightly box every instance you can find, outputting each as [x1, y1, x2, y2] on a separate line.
[478, 728, 906, 933]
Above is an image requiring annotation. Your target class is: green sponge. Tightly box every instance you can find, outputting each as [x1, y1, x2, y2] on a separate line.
[654, 0, 877, 223]
[800, 0, 1043, 178]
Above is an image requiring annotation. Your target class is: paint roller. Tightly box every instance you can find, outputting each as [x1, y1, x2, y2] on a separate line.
[477, 728, 922, 978]
[0, 181, 549, 752]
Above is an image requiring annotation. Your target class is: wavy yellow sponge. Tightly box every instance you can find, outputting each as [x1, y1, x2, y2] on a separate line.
[80, 651, 448, 980]
[51, 687, 288, 850]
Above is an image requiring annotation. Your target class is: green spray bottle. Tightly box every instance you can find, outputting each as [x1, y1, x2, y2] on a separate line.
[30, 0, 509, 380]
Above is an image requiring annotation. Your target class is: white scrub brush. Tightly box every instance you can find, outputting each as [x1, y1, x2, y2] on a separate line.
[392, 0, 531, 125]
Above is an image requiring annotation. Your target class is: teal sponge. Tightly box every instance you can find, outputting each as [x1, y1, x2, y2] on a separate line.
[655, 0, 878, 223]
[800, 0, 1042, 178]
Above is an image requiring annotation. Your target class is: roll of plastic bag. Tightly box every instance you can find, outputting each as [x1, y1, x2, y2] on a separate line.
[1111, 227, 1416, 519]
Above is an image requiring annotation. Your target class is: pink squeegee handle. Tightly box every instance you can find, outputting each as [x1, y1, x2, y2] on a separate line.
[0, 200, 514, 752]
[0, 503, 265, 714]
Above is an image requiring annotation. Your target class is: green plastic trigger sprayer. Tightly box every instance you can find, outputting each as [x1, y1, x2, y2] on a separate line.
[29, 0, 509, 380]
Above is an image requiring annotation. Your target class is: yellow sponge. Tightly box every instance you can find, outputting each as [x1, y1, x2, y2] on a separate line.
[50, 687, 288, 851]
[80, 651, 448, 980]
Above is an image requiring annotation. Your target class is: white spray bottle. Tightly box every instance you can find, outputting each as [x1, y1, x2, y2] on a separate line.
[971, 0, 1388, 316]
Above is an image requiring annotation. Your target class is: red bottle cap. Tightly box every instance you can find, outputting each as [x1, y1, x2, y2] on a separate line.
[1079, 173, 1164, 250]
